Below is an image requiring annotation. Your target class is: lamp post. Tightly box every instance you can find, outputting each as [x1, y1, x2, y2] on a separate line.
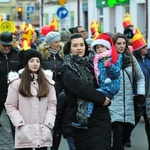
[145, 0, 148, 42]
[77, 0, 80, 25]
[40, 0, 44, 27]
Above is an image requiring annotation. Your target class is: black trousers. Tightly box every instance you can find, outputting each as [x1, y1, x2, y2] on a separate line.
[51, 133, 61, 150]
[111, 122, 134, 150]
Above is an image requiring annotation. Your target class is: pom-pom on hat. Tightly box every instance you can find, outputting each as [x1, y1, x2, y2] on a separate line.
[45, 31, 61, 46]
[23, 49, 42, 67]
[91, 33, 118, 64]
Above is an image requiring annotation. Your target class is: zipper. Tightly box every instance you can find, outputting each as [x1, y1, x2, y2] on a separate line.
[53, 55, 57, 85]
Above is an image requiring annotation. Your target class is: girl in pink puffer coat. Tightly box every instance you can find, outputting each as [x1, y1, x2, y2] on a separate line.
[5, 50, 57, 150]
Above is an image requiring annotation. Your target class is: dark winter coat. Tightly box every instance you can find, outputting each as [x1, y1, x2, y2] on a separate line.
[39, 44, 64, 97]
[61, 54, 111, 150]
[54, 91, 73, 139]
[0, 48, 22, 102]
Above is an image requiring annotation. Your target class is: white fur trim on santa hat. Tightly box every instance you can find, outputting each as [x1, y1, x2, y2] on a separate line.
[91, 39, 111, 51]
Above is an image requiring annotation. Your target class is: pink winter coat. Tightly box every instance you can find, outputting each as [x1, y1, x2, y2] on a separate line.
[5, 74, 57, 149]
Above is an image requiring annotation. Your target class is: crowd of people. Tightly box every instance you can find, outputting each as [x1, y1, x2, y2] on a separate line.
[0, 21, 149, 150]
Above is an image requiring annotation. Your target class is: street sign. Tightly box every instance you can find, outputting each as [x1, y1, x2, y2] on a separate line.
[27, 6, 35, 14]
[0, 21, 15, 33]
[56, 7, 68, 19]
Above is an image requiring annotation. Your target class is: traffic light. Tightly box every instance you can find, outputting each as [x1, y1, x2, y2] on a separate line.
[17, 7, 23, 21]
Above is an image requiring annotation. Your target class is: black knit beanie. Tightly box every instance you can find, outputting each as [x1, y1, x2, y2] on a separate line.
[23, 49, 42, 67]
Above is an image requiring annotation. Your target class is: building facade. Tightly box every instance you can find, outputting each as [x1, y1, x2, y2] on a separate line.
[42, 0, 149, 45]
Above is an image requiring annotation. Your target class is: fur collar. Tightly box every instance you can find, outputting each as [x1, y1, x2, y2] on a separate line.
[8, 69, 54, 85]
[38, 42, 64, 60]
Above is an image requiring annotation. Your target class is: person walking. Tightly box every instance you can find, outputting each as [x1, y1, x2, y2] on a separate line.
[5, 49, 57, 150]
[124, 45, 150, 149]
[38, 31, 64, 150]
[54, 91, 76, 150]
[61, 33, 111, 150]
[109, 32, 145, 150]
[0, 31, 22, 140]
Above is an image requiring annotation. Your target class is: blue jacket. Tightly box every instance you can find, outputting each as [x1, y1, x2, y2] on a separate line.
[133, 49, 150, 96]
[97, 54, 122, 98]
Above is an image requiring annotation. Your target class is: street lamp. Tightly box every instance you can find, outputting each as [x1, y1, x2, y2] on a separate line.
[40, 0, 44, 27]
[77, 0, 80, 25]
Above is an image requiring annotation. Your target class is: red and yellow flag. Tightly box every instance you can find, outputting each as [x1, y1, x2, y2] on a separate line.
[20, 40, 31, 51]
[122, 13, 133, 29]
[19, 22, 26, 31]
[21, 24, 34, 50]
[49, 18, 59, 31]
[132, 27, 147, 51]
[90, 20, 100, 35]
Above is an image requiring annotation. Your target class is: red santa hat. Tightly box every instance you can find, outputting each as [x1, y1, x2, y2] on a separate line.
[91, 33, 118, 64]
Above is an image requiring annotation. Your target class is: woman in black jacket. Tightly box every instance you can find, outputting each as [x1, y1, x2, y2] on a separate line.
[61, 33, 111, 150]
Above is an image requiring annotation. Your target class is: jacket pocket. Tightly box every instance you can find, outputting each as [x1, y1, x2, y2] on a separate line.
[40, 125, 52, 142]
[16, 124, 33, 144]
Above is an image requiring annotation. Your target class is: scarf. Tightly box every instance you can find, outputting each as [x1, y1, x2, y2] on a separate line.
[93, 49, 112, 80]
[64, 51, 95, 124]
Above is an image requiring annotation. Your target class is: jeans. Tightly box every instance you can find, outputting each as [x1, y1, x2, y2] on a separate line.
[66, 136, 76, 150]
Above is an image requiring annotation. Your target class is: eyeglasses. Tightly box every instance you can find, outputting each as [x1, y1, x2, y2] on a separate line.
[79, 30, 86, 33]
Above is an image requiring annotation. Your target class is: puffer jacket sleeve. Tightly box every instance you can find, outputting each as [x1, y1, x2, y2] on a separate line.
[62, 65, 106, 106]
[133, 56, 145, 95]
[44, 80, 57, 129]
[5, 81, 25, 127]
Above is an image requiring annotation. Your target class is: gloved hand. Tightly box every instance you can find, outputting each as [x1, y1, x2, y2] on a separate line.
[134, 94, 146, 110]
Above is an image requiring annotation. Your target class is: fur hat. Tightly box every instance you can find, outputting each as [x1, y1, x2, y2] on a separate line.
[91, 33, 118, 64]
[23, 49, 42, 67]
[45, 31, 60, 46]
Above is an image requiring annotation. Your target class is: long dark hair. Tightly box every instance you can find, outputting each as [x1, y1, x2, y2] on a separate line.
[63, 33, 89, 56]
[19, 65, 50, 97]
[112, 32, 134, 68]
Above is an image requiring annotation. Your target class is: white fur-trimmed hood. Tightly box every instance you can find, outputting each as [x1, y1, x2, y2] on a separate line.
[7, 69, 54, 85]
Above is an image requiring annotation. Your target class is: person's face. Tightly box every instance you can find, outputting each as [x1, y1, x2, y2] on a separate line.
[0, 43, 11, 53]
[70, 37, 86, 57]
[28, 57, 40, 73]
[139, 46, 148, 55]
[12, 35, 17, 43]
[78, 27, 88, 39]
[115, 38, 126, 54]
[50, 41, 61, 50]
[95, 45, 108, 54]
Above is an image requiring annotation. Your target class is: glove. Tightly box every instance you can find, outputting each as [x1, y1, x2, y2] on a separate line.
[134, 95, 146, 110]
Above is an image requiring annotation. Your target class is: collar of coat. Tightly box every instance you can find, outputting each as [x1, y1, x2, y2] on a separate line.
[7, 69, 54, 85]
[39, 42, 64, 60]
